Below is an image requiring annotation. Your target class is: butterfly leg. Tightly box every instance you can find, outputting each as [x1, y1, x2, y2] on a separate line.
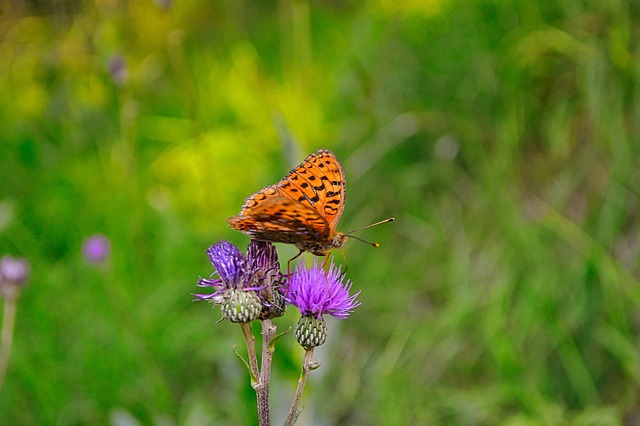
[321, 252, 334, 271]
[340, 250, 349, 274]
[321, 251, 348, 273]
[287, 250, 304, 277]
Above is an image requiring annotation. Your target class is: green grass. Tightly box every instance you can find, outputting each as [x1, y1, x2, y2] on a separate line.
[1, 0, 640, 424]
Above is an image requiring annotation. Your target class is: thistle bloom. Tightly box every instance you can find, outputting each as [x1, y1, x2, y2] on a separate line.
[247, 240, 285, 319]
[0, 255, 30, 298]
[247, 240, 279, 283]
[82, 234, 111, 265]
[205, 240, 248, 289]
[196, 241, 263, 323]
[286, 261, 360, 348]
[286, 262, 360, 320]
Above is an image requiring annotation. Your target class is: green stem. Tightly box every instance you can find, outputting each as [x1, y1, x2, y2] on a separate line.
[284, 347, 315, 426]
[239, 323, 260, 383]
[257, 319, 276, 426]
[0, 293, 18, 391]
[240, 322, 272, 426]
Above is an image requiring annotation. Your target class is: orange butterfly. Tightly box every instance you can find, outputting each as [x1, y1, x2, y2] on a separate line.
[228, 149, 347, 256]
[228, 149, 393, 258]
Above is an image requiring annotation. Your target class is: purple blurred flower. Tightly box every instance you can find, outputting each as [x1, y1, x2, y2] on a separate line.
[0, 255, 30, 298]
[108, 55, 127, 86]
[286, 261, 360, 320]
[155, 0, 172, 9]
[82, 234, 111, 265]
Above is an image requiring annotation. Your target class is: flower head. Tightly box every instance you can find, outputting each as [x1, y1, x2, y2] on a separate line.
[82, 234, 111, 265]
[196, 241, 261, 323]
[286, 261, 360, 348]
[247, 240, 285, 319]
[207, 241, 247, 288]
[0, 255, 30, 298]
[286, 261, 361, 320]
[247, 240, 279, 280]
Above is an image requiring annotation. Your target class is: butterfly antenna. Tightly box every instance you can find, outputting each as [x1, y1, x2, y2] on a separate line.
[347, 234, 381, 248]
[344, 217, 395, 248]
[345, 217, 395, 235]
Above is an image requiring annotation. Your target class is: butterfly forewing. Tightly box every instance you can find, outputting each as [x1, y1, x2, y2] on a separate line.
[275, 150, 345, 228]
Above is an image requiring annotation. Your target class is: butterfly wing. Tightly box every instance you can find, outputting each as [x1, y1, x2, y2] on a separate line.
[228, 149, 346, 253]
[228, 197, 330, 244]
[233, 150, 345, 226]
[275, 149, 346, 229]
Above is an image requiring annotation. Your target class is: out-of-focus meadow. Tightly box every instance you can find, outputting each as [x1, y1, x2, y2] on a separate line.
[2, 0, 640, 424]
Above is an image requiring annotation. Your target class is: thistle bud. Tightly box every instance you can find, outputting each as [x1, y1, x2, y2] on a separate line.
[295, 315, 328, 348]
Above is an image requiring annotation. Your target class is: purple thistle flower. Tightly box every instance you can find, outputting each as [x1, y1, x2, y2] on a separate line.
[196, 241, 247, 301]
[0, 255, 30, 298]
[82, 234, 111, 265]
[247, 240, 285, 319]
[286, 261, 361, 320]
[207, 241, 248, 288]
[247, 240, 279, 279]
[196, 241, 262, 323]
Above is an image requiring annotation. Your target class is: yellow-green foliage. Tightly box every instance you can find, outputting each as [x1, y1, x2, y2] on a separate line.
[1, 0, 640, 424]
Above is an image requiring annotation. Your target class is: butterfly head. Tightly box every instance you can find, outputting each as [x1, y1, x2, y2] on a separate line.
[332, 232, 349, 250]
[294, 231, 349, 256]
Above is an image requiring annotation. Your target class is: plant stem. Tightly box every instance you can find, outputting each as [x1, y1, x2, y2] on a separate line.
[0, 293, 18, 391]
[240, 323, 260, 384]
[257, 319, 276, 426]
[284, 347, 315, 426]
[240, 322, 273, 426]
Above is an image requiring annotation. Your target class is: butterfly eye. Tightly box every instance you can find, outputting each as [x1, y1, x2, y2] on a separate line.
[333, 234, 348, 249]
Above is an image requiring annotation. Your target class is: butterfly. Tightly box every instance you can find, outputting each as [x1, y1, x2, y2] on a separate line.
[228, 149, 348, 257]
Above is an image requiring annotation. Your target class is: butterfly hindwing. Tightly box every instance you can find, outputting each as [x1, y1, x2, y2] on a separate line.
[228, 197, 330, 244]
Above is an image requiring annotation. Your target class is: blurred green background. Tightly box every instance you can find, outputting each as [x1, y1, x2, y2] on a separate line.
[2, 0, 640, 424]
